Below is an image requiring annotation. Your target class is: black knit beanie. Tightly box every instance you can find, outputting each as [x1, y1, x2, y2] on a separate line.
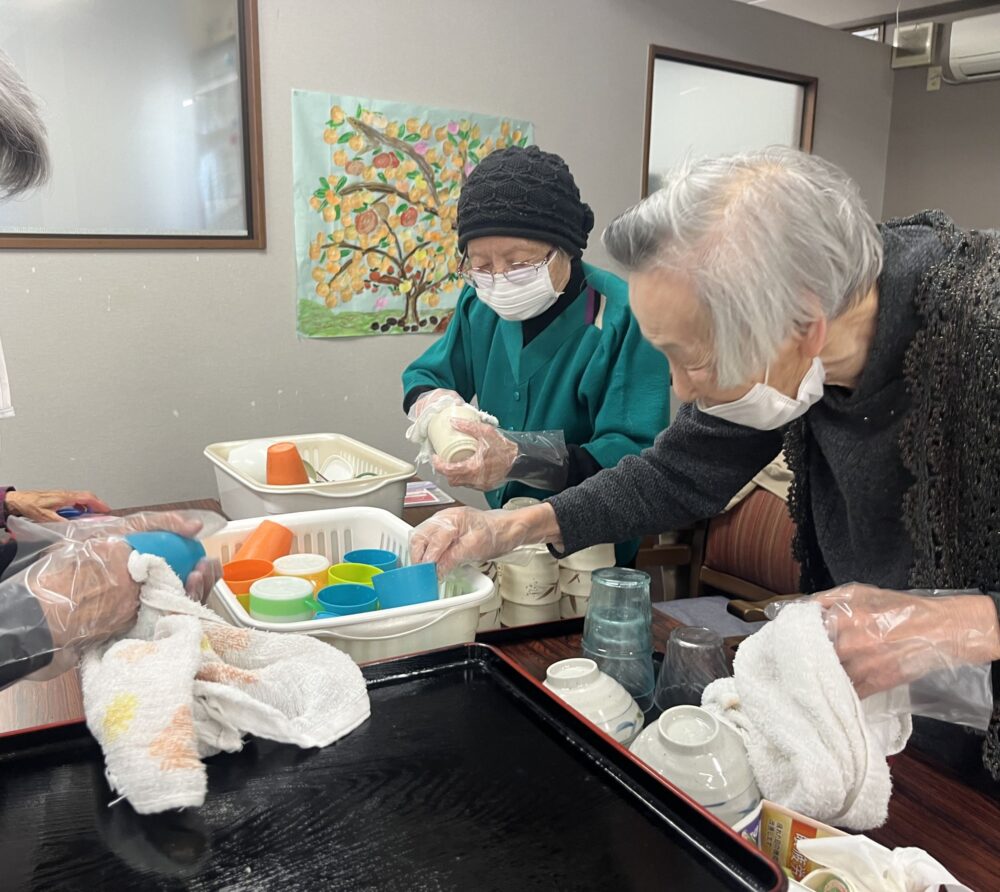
[457, 145, 594, 257]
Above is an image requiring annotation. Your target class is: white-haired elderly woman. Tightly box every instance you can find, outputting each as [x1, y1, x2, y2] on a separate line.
[412, 147, 1000, 780]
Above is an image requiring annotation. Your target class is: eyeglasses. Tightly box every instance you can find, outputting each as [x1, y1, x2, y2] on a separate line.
[461, 248, 557, 289]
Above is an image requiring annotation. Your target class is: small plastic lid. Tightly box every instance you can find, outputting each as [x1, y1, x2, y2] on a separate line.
[273, 554, 331, 575]
[249, 576, 314, 600]
[57, 507, 87, 519]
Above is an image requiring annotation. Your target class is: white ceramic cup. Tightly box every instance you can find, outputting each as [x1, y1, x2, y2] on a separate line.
[629, 705, 761, 826]
[559, 543, 616, 573]
[560, 593, 589, 619]
[559, 566, 592, 597]
[500, 598, 561, 627]
[499, 549, 560, 605]
[477, 561, 499, 583]
[428, 405, 481, 463]
[477, 607, 502, 632]
[544, 658, 644, 744]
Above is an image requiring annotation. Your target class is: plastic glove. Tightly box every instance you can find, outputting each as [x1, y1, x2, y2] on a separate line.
[815, 584, 1000, 699]
[4, 489, 111, 524]
[410, 506, 558, 575]
[432, 421, 519, 490]
[433, 422, 570, 492]
[4, 511, 223, 682]
[408, 388, 467, 421]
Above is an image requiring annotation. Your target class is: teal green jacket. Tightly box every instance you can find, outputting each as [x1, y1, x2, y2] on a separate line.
[402, 263, 671, 562]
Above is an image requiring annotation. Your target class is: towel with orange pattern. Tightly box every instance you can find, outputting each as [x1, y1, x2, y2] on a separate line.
[81, 551, 370, 814]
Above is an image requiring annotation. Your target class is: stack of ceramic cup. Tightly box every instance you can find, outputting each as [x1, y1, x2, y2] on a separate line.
[475, 561, 502, 631]
[557, 543, 616, 618]
[498, 547, 561, 626]
[496, 496, 559, 626]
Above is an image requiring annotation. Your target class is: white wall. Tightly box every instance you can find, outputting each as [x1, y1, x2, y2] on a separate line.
[882, 66, 1000, 229]
[0, 0, 893, 509]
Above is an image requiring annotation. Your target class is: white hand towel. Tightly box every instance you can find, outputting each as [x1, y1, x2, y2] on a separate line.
[702, 602, 911, 831]
[82, 552, 370, 814]
[798, 835, 970, 891]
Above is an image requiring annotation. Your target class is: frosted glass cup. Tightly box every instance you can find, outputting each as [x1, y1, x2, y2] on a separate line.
[582, 568, 655, 710]
[654, 626, 731, 712]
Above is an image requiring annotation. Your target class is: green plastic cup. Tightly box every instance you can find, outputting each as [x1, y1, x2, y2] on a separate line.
[328, 562, 383, 587]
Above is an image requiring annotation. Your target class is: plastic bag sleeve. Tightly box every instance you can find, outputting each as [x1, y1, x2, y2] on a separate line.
[505, 430, 570, 491]
[564, 445, 605, 488]
[0, 576, 54, 690]
[403, 385, 438, 416]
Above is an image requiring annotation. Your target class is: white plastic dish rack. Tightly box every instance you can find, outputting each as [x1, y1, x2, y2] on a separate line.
[204, 433, 415, 519]
[203, 507, 495, 663]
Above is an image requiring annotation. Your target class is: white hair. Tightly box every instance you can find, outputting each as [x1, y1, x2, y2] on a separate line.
[604, 147, 883, 387]
[0, 49, 49, 198]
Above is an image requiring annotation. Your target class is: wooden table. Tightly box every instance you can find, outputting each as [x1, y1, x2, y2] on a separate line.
[1, 501, 998, 890]
[488, 617, 1000, 892]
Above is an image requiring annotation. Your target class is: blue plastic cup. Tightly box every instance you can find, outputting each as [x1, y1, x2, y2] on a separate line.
[372, 562, 439, 609]
[343, 548, 399, 573]
[125, 532, 206, 583]
[315, 583, 378, 616]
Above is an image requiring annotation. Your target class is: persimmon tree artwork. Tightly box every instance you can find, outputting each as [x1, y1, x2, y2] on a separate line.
[293, 91, 533, 337]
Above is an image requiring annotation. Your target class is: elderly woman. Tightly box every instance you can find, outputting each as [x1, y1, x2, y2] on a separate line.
[413, 147, 1000, 777]
[0, 50, 215, 690]
[403, 145, 670, 561]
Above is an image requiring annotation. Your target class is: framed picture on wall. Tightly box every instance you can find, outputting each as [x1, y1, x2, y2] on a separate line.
[642, 47, 817, 196]
[0, 0, 265, 249]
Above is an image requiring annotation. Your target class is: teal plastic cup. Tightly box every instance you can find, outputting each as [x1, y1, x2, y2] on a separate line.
[125, 532, 206, 583]
[372, 562, 439, 609]
[343, 548, 399, 572]
[315, 583, 378, 616]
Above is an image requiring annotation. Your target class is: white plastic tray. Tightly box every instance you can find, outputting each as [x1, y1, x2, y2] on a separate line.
[204, 433, 415, 519]
[203, 507, 495, 663]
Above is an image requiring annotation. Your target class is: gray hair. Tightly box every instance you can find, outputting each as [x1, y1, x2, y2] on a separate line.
[604, 147, 883, 387]
[0, 49, 49, 199]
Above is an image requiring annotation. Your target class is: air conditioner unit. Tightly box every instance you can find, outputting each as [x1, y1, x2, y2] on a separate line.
[943, 12, 1000, 82]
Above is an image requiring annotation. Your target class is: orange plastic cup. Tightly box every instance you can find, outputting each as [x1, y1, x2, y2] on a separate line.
[223, 559, 274, 611]
[266, 442, 309, 486]
[232, 520, 294, 563]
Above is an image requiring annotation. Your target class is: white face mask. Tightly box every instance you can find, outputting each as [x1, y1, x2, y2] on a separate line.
[0, 336, 14, 419]
[696, 357, 825, 430]
[473, 264, 560, 321]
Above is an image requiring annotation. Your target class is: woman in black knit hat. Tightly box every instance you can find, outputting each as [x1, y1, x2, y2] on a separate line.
[402, 145, 670, 564]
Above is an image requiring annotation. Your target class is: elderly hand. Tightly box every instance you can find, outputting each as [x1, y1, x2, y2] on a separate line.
[409, 388, 466, 420]
[431, 420, 519, 490]
[815, 584, 1000, 698]
[411, 503, 562, 575]
[5, 489, 111, 524]
[18, 511, 221, 679]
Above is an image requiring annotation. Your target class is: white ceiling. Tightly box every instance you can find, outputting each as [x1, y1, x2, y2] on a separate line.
[734, 0, 972, 28]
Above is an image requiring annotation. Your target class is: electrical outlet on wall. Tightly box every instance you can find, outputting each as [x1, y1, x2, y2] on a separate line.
[926, 65, 943, 91]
